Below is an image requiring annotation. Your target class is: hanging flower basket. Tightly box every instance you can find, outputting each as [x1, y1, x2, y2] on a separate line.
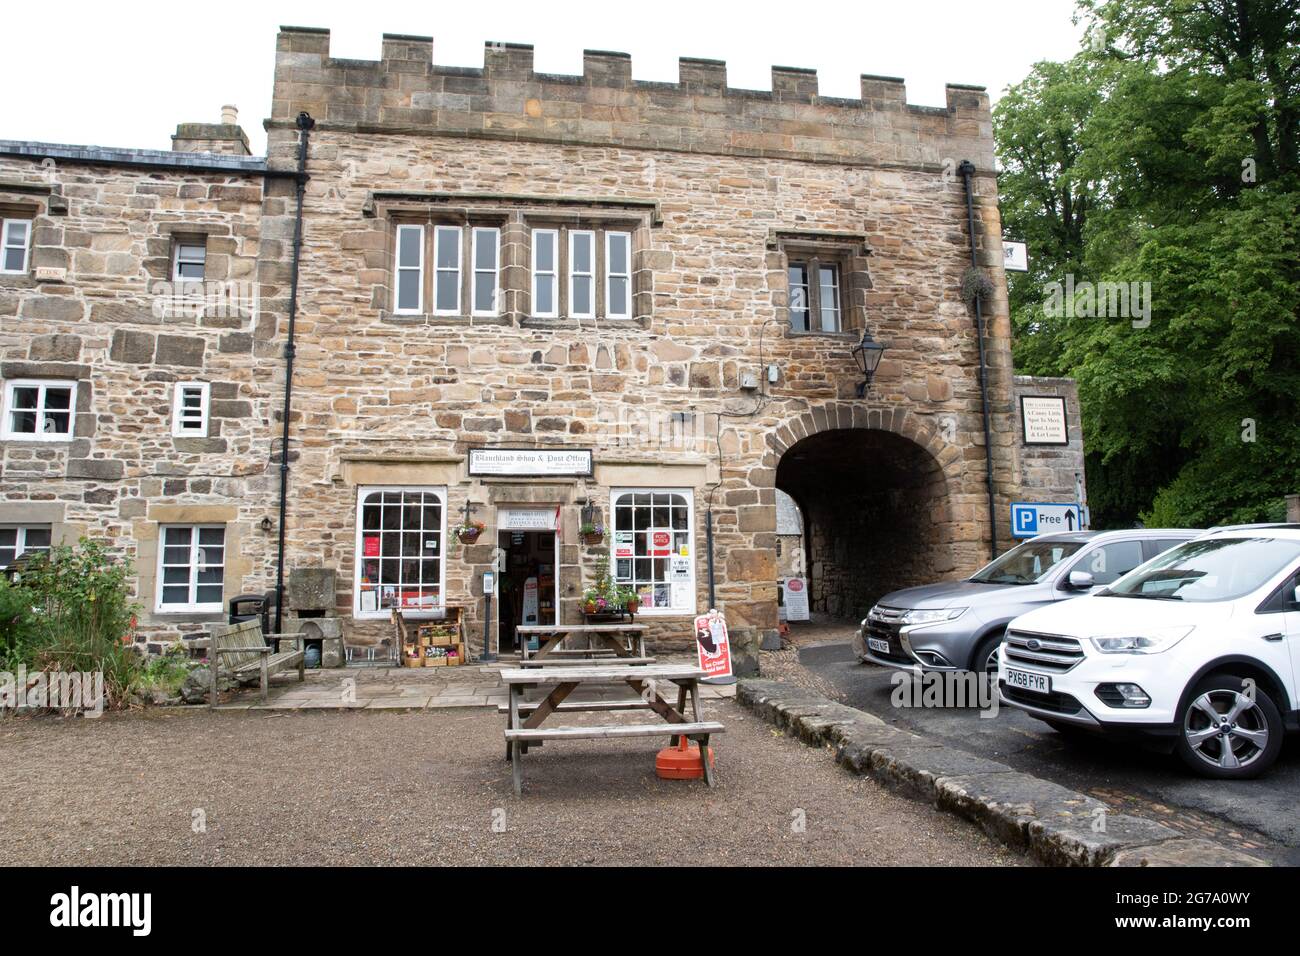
[580, 523, 605, 546]
[455, 521, 485, 545]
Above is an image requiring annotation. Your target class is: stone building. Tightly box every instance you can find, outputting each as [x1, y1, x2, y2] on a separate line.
[0, 27, 1085, 675]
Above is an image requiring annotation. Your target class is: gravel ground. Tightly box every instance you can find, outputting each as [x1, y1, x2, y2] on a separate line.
[0, 702, 1026, 866]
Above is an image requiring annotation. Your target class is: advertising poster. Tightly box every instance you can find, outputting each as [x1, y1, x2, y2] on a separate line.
[693, 609, 733, 679]
[522, 576, 539, 625]
[614, 531, 635, 558]
[648, 528, 672, 557]
[782, 577, 810, 621]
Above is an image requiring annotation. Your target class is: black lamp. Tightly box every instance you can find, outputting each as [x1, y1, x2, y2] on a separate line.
[851, 329, 887, 397]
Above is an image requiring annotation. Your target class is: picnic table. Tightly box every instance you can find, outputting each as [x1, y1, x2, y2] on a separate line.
[516, 623, 648, 663]
[500, 663, 724, 796]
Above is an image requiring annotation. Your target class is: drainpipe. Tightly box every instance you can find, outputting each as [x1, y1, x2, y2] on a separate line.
[958, 160, 998, 561]
[273, 112, 314, 633]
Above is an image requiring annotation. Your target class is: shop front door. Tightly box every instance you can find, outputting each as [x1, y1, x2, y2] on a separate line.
[496, 529, 558, 654]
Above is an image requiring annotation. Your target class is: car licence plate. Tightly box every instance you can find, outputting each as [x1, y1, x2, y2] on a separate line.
[1004, 667, 1051, 695]
[867, 637, 891, 655]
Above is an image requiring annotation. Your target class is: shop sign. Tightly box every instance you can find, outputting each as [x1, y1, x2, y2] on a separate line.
[694, 610, 733, 679]
[783, 577, 810, 621]
[1019, 395, 1069, 446]
[468, 447, 593, 477]
[613, 531, 634, 558]
[648, 528, 672, 557]
[363, 536, 380, 557]
[499, 508, 558, 531]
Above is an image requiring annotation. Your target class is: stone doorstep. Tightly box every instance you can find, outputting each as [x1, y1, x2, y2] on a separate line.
[736, 679, 1270, 868]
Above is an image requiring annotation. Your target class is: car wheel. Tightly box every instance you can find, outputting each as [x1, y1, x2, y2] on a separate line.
[971, 632, 1003, 679]
[1174, 675, 1283, 779]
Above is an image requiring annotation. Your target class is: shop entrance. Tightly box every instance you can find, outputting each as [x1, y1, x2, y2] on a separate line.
[496, 529, 558, 655]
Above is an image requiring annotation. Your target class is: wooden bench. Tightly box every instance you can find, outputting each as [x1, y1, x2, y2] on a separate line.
[495, 700, 650, 714]
[207, 619, 305, 707]
[518, 655, 656, 668]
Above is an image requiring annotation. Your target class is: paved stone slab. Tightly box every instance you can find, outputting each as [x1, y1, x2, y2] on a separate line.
[1109, 838, 1272, 868]
[869, 743, 1014, 801]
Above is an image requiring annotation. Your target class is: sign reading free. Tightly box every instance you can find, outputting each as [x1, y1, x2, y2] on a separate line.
[1010, 502, 1083, 538]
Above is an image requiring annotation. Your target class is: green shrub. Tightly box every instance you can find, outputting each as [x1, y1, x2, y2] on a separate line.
[0, 577, 41, 670]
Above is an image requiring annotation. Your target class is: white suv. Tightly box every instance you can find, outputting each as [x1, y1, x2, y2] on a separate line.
[997, 525, 1300, 779]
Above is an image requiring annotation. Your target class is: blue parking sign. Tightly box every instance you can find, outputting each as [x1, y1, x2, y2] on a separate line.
[1010, 502, 1081, 538]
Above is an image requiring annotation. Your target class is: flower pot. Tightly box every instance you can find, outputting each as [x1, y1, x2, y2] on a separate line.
[625, 599, 640, 615]
[457, 528, 482, 544]
[581, 532, 604, 546]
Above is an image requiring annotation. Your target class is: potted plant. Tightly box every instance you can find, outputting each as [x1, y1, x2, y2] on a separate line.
[581, 554, 629, 620]
[455, 519, 485, 545]
[621, 586, 641, 615]
[579, 521, 605, 546]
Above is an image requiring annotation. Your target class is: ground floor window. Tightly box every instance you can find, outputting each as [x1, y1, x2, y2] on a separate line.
[157, 525, 225, 612]
[610, 488, 695, 615]
[355, 486, 445, 617]
[0, 524, 51, 568]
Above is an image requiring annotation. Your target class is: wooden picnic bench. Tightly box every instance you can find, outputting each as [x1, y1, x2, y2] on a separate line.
[501, 663, 724, 795]
[206, 619, 305, 707]
[516, 623, 647, 662]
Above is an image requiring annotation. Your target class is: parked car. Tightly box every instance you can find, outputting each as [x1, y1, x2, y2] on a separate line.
[854, 528, 1198, 676]
[998, 525, 1300, 779]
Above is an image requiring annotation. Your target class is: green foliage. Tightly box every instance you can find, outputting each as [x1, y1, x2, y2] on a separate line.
[0, 577, 41, 670]
[7, 539, 144, 706]
[997, 0, 1300, 527]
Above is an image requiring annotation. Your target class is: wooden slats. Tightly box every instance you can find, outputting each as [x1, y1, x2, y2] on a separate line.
[505, 721, 725, 742]
[518, 656, 656, 668]
[500, 664, 704, 684]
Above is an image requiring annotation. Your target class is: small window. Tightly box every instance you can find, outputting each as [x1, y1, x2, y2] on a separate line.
[788, 257, 844, 332]
[610, 488, 696, 615]
[156, 524, 225, 612]
[788, 264, 810, 331]
[568, 230, 595, 318]
[605, 231, 631, 319]
[433, 226, 461, 314]
[2, 379, 76, 441]
[1, 219, 31, 275]
[172, 382, 210, 437]
[531, 228, 558, 318]
[818, 264, 841, 331]
[0, 524, 52, 568]
[394, 224, 424, 313]
[172, 241, 207, 283]
[471, 227, 500, 316]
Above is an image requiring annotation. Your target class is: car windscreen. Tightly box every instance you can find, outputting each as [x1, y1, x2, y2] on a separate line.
[1104, 537, 1300, 602]
[968, 539, 1086, 585]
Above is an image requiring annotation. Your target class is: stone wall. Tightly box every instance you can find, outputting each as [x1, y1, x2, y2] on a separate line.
[1012, 375, 1087, 524]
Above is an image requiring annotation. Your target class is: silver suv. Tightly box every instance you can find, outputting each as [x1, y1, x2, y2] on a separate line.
[853, 529, 1199, 676]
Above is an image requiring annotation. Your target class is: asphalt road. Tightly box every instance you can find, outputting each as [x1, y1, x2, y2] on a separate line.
[799, 639, 1300, 863]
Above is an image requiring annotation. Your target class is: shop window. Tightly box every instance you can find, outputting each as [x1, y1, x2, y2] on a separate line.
[0, 524, 51, 568]
[156, 524, 225, 612]
[2, 379, 77, 441]
[355, 487, 445, 617]
[610, 488, 695, 615]
[172, 382, 210, 437]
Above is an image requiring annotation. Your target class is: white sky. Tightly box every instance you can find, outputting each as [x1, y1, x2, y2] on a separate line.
[3, 0, 1086, 156]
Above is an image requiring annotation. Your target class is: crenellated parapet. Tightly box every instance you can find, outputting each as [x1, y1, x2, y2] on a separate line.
[269, 27, 993, 171]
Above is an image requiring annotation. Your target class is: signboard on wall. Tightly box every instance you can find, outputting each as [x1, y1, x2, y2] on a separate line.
[468, 447, 593, 477]
[499, 508, 558, 531]
[1019, 395, 1069, 446]
[1003, 240, 1029, 272]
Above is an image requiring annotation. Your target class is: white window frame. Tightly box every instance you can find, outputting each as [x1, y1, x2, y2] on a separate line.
[531, 228, 559, 318]
[818, 263, 842, 332]
[604, 230, 632, 319]
[568, 229, 596, 319]
[0, 524, 53, 568]
[1, 218, 32, 275]
[1, 378, 77, 442]
[155, 524, 226, 613]
[172, 240, 207, 283]
[353, 485, 448, 620]
[471, 226, 501, 316]
[393, 224, 424, 314]
[171, 381, 210, 437]
[433, 225, 462, 315]
[609, 487, 696, 617]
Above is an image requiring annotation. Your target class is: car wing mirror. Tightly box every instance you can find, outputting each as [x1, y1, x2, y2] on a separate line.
[1067, 570, 1095, 590]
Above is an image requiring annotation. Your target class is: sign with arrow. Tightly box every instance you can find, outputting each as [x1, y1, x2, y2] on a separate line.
[1010, 502, 1082, 538]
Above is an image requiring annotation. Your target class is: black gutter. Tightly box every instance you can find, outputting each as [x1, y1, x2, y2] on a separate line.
[958, 160, 998, 561]
[273, 112, 315, 633]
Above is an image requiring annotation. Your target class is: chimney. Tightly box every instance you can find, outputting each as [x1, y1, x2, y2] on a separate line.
[171, 105, 252, 157]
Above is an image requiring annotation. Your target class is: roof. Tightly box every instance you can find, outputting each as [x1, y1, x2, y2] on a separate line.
[0, 140, 272, 175]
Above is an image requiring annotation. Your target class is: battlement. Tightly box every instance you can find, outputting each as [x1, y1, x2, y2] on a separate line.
[270, 27, 994, 171]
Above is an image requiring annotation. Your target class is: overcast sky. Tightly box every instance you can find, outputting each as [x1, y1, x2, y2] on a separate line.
[4, 0, 1087, 155]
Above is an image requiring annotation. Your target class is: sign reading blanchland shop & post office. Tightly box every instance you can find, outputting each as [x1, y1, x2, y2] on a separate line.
[1018, 395, 1069, 446]
[468, 447, 593, 477]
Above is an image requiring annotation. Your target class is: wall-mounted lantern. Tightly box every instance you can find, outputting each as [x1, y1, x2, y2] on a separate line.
[851, 329, 887, 397]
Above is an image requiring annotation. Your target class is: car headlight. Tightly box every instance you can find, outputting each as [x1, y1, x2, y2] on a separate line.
[899, 607, 967, 626]
[1088, 625, 1194, 655]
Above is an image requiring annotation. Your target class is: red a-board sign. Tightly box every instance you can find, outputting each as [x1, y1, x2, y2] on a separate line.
[693, 609, 733, 679]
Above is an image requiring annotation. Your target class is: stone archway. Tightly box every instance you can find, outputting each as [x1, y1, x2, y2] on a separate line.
[767, 404, 960, 621]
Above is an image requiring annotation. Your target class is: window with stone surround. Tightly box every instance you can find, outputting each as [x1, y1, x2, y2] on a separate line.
[777, 234, 870, 335]
[610, 488, 696, 616]
[2, 379, 76, 441]
[392, 223, 502, 318]
[171, 382, 210, 437]
[354, 486, 446, 619]
[172, 238, 206, 284]
[528, 225, 634, 320]
[0, 524, 51, 568]
[156, 525, 225, 612]
[2, 218, 32, 275]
